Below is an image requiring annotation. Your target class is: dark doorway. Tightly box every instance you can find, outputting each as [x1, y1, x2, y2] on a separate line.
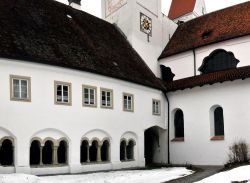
[120, 140, 126, 161]
[127, 140, 135, 160]
[30, 140, 40, 165]
[80, 140, 89, 163]
[101, 140, 109, 161]
[42, 140, 53, 165]
[144, 126, 160, 165]
[0, 139, 13, 166]
[58, 140, 67, 164]
[89, 140, 98, 162]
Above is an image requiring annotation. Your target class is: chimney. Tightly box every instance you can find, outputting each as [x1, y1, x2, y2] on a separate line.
[68, 0, 81, 10]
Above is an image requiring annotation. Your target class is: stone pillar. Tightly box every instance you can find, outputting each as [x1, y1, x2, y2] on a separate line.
[53, 146, 58, 165]
[97, 145, 102, 162]
[39, 145, 43, 166]
[87, 145, 90, 163]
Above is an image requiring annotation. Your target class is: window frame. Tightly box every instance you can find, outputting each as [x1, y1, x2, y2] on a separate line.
[82, 85, 97, 108]
[123, 93, 134, 112]
[54, 81, 72, 106]
[10, 75, 31, 102]
[100, 88, 113, 109]
[152, 99, 161, 115]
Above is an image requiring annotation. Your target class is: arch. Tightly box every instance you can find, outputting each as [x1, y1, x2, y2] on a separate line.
[30, 140, 41, 165]
[127, 140, 135, 160]
[89, 140, 98, 162]
[80, 140, 89, 163]
[58, 140, 68, 164]
[30, 137, 42, 145]
[82, 129, 112, 143]
[42, 137, 57, 146]
[42, 140, 53, 165]
[101, 140, 110, 162]
[144, 126, 165, 165]
[31, 128, 70, 145]
[120, 131, 138, 141]
[0, 138, 14, 166]
[174, 109, 184, 138]
[120, 140, 127, 161]
[210, 105, 225, 137]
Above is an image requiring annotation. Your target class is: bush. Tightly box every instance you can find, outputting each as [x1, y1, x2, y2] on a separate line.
[227, 140, 249, 166]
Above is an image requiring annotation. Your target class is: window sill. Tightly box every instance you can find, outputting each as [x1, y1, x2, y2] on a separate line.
[171, 137, 184, 142]
[210, 136, 224, 141]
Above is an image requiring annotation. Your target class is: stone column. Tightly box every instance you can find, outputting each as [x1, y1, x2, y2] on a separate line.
[87, 145, 90, 163]
[53, 146, 58, 165]
[97, 145, 102, 162]
[39, 145, 43, 166]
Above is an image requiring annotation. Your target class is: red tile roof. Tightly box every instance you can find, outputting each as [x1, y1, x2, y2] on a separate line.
[168, 0, 196, 20]
[163, 66, 250, 92]
[160, 1, 250, 59]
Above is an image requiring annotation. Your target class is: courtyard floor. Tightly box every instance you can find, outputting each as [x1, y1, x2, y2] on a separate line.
[0, 167, 193, 183]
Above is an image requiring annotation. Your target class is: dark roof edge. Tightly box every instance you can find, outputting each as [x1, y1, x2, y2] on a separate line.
[163, 65, 250, 92]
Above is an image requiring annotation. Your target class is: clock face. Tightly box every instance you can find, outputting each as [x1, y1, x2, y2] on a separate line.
[140, 13, 152, 36]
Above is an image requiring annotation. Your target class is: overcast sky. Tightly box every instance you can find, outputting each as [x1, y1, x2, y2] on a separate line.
[56, 0, 249, 18]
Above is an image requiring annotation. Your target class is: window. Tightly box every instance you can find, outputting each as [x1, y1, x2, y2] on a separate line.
[210, 106, 225, 140]
[100, 88, 113, 108]
[54, 81, 71, 105]
[123, 93, 134, 112]
[82, 85, 97, 107]
[174, 109, 184, 139]
[152, 99, 161, 115]
[10, 75, 31, 102]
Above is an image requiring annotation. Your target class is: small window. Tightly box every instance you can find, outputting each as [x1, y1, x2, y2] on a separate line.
[82, 85, 97, 107]
[10, 75, 31, 102]
[123, 93, 134, 112]
[54, 81, 71, 105]
[152, 99, 161, 115]
[100, 88, 113, 109]
[174, 109, 184, 139]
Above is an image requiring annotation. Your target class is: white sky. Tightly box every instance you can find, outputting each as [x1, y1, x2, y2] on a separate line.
[56, 0, 249, 18]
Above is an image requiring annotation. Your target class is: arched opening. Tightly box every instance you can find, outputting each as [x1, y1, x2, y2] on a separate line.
[58, 140, 67, 164]
[127, 140, 135, 160]
[120, 140, 126, 161]
[174, 109, 184, 138]
[89, 140, 98, 162]
[80, 140, 89, 163]
[0, 139, 13, 166]
[101, 140, 110, 162]
[144, 126, 161, 166]
[42, 140, 53, 165]
[214, 107, 224, 136]
[30, 140, 40, 165]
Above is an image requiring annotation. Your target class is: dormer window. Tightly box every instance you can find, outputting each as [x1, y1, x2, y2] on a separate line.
[202, 30, 212, 39]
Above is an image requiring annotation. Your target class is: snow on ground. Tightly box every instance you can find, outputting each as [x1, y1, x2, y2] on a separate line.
[0, 167, 193, 183]
[196, 165, 250, 183]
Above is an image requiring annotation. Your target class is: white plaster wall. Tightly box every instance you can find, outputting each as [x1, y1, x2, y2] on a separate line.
[193, 0, 206, 16]
[159, 51, 194, 80]
[0, 58, 166, 174]
[168, 79, 250, 165]
[102, 0, 177, 77]
[159, 35, 250, 80]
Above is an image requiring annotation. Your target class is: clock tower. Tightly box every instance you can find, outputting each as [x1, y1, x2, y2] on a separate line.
[101, 0, 177, 77]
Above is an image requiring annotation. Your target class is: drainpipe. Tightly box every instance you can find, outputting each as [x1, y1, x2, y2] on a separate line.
[193, 49, 197, 76]
[163, 92, 170, 164]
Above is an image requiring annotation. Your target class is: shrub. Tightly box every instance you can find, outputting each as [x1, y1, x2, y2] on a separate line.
[227, 140, 249, 166]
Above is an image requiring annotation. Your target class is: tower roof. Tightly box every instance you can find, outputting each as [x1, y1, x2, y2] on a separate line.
[168, 0, 196, 20]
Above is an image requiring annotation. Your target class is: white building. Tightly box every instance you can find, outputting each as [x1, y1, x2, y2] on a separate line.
[0, 0, 249, 175]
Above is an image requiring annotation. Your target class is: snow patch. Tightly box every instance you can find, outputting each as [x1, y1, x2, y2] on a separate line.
[0, 168, 193, 183]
